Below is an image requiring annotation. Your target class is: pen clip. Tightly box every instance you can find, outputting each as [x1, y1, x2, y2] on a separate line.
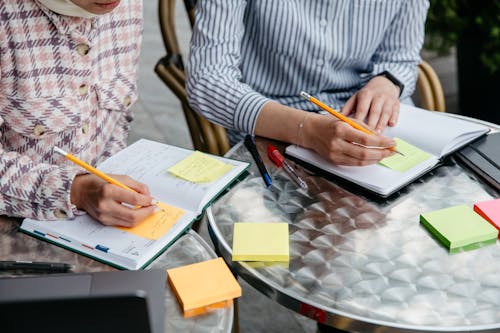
[267, 145, 284, 167]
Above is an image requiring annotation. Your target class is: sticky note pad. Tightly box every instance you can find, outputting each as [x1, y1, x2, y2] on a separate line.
[116, 202, 185, 240]
[168, 151, 233, 183]
[420, 205, 498, 253]
[167, 258, 241, 317]
[232, 222, 289, 262]
[474, 198, 500, 234]
[379, 137, 432, 172]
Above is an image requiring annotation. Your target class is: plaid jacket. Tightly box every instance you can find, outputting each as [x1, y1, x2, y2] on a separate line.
[0, 0, 143, 220]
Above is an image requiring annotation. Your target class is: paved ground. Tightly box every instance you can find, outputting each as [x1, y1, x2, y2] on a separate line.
[130, 2, 459, 332]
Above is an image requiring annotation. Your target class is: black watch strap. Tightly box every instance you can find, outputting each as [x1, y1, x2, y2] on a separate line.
[377, 71, 404, 97]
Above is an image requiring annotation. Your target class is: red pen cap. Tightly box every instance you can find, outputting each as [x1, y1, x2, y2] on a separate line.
[267, 145, 284, 167]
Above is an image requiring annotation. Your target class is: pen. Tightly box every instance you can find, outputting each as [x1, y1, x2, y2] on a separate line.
[244, 135, 272, 187]
[54, 147, 164, 211]
[267, 145, 308, 191]
[300, 91, 404, 156]
[0, 260, 74, 272]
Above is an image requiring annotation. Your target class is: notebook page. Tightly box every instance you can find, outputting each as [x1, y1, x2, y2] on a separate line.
[286, 145, 438, 196]
[22, 210, 198, 269]
[385, 104, 488, 157]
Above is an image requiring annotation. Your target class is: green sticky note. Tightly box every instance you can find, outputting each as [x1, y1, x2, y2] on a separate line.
[420, 205, 498, 253]
[379, 137, 432, 172]
[232, 223, 289, 262]
[168, 151, 233, 183]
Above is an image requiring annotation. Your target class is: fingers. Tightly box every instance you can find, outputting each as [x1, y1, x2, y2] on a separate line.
[327, 122, 394, 165]
[388, 100, 400, 127]
[102, 181, 154, 207]
[99, 203, 157, 227]
[90, 185, 158, 227]
[341, 94, 356, 116]
[339, 122, 395, 148]
[342, 75, 401, 132]
[112, 174, 152, 196]
[366, 96, 384, 131]
[77, 174, 158, 227]
[353, 91, 371, 123]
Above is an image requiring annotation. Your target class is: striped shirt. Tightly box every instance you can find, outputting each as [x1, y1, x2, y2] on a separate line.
[0, 0, 142, 220]
[187, 0, 429, 143]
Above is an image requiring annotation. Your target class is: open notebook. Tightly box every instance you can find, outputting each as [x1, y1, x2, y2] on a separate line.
[21, 139, 249, 269]
[286, 104, 489, 197]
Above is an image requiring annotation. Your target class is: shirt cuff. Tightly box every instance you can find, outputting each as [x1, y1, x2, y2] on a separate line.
[234, 91, 270, 134]
[58, 166, 86, 219]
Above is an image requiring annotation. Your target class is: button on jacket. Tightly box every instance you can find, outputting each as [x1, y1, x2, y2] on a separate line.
[0, 0, 143, 219]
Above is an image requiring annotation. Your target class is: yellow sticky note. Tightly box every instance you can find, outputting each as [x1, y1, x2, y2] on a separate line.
[168, 151, 233, 183]
[379, 137, 432, 172]
[167, 258, 242, 317]
[232, 222, 290, 262]
[116, 202, 185, 240]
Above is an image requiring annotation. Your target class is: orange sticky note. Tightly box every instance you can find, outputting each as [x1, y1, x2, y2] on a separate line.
[167, 258, 241, 317]
[116, 202, 185, 240]
[474, 199, 500, 235]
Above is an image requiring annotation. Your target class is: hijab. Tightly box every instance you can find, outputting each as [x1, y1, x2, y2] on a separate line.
[37, 0, 97, 18]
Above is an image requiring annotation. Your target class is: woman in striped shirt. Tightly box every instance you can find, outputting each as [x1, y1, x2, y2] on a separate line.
[187, 0, 429, 166]
[0, 0, 156, 225]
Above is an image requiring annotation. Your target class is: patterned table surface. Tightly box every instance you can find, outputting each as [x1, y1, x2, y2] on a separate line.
[207, 118, 500, 332]
[0, 219, 232, 333]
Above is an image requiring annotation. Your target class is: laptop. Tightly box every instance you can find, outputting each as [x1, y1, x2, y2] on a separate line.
[0, 269, 165, 333]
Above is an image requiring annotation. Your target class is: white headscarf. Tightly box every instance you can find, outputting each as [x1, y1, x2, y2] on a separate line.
[37, 0, 98, 18]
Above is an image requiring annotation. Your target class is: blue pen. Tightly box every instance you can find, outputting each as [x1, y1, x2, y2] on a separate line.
[244, 135, 272, 187]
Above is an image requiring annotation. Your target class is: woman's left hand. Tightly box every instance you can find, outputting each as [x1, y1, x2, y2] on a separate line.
[341, 75, 401, 133]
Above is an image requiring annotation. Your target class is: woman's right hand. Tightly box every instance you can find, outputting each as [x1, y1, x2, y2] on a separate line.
[70, 174, 157, 227]
[301, 113, 396, 166]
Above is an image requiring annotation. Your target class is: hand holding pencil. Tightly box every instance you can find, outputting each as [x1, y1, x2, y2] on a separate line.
[55, 147, 160, 227]
[300, 92, 403, 156]
[297, 92, 401, 165]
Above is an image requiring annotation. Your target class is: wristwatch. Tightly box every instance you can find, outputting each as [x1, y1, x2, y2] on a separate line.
[377, 71, 404, 97]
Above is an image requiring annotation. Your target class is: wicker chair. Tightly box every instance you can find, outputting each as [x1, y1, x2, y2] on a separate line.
[155, 0, 446, 157]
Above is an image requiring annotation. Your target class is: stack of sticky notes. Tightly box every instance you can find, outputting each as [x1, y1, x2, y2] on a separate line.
[167, 257, 241, 317]
[474, 198, 500, 233]
[232, 222, 289, 262]
[420, 204, 498, 253]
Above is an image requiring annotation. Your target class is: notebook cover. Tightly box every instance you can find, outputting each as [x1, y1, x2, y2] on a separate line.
[455, 132, 500, 191]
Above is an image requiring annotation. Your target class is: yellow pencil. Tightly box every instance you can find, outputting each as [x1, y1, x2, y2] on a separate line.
[300, 91, 404, 156]
[54, 147, 162, 210]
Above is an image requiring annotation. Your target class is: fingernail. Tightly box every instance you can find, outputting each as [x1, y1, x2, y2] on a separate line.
[151, 198, 159, 205]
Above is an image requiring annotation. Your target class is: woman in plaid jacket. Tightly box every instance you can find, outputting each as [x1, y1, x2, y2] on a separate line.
[0, 0, 157, 226]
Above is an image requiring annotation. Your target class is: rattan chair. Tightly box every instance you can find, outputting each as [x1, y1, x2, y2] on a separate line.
[155, 0, 446, 158]
[155, 0, 230, 156]
[417, 60, 446, 112]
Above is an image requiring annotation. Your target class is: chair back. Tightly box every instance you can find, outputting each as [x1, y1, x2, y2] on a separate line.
[155, 0, 230, 156]
[416, 61, 446, 112]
